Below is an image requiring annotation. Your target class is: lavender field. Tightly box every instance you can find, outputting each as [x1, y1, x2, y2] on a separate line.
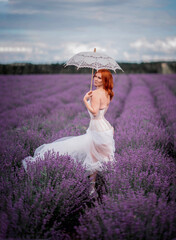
[0, 73, 176, 240]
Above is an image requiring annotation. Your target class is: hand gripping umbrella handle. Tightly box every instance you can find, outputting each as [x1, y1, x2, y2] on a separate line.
[90, 48, 96, 91]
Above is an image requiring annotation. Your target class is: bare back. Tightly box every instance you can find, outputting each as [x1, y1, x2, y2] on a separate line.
[94, 89, 110, 110]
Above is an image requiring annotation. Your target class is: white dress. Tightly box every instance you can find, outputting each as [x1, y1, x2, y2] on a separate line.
[22, 99, 115, 174]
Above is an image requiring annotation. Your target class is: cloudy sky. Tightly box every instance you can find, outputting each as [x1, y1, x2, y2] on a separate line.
[0, 0, 176, 63]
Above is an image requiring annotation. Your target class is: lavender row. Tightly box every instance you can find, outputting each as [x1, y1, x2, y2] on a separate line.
[142, 74, 176, 153]
[145, 74, 176, 96]
[162, 75, 176, 95]
[161, 74, 176, 95]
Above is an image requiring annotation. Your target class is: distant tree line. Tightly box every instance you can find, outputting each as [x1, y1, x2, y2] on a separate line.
[0, 61, 176, 74]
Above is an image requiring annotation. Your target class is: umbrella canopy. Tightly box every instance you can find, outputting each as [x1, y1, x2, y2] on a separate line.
[64, 48, 124, 90]
[64, 51, 124, 73]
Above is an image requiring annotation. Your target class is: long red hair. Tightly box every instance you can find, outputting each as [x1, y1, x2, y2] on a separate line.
[94, 69, 114, 101]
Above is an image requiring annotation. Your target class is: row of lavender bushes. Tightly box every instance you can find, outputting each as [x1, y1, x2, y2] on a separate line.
[141, 74, 176, 157]
[75, 74, 176, 240]
[159, 74, 176, 95]
[0, 73, 130, 239]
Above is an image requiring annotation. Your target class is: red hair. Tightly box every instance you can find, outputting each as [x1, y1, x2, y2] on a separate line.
[94, 69, 114, 101]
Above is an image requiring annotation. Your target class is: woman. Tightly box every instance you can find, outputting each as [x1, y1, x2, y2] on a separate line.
[22, 69, 115, 195]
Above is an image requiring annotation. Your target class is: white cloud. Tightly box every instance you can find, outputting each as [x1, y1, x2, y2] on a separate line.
[0, 41, 50, 54]
[0, 46, 32, 52]
[58, 41, 120, 61]
[123, 50, 176, 62]
[130, 37, 176, 53]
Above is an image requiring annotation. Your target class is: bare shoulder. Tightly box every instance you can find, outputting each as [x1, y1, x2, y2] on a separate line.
[91, 90, 101, 103]
[92, 89, 101, 96]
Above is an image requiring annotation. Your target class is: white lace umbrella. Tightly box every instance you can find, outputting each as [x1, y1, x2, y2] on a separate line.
[64, 48, 124, 90]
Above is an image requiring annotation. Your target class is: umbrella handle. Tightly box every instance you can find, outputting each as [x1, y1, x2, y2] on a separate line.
[90, 48, 96, 91]
[90, 68, 94, 91]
